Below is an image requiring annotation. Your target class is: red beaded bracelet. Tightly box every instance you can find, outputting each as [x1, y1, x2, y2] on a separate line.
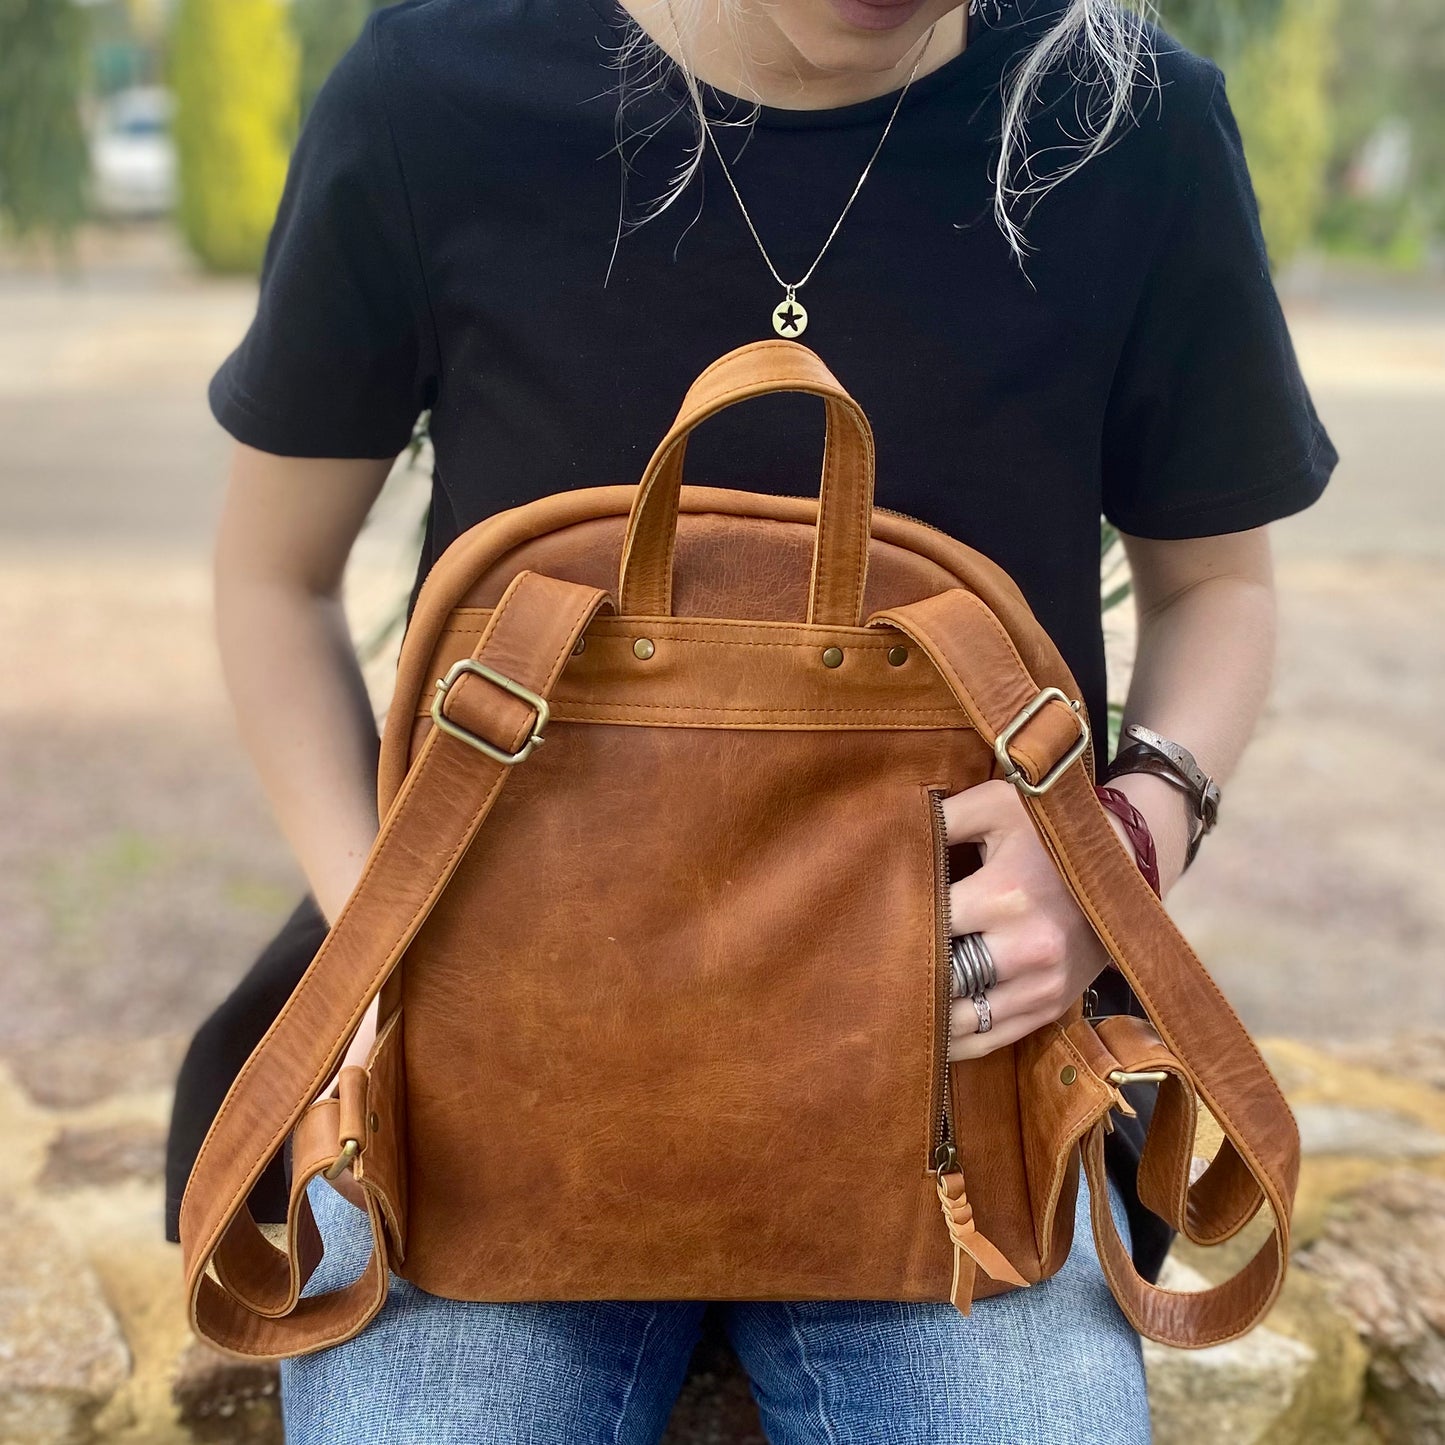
[1094, 784, 1162, 897]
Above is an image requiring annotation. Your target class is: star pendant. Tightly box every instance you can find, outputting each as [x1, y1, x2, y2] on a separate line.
[772, 296, 808, 337]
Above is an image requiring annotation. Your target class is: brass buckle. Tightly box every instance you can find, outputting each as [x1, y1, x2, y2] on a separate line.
[431, 659, 550, 765]
[994, 686, 1089, 797]
[323, 1138, 360, 1181]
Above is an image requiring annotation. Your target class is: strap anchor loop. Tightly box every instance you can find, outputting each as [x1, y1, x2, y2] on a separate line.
[323, 1137, 360, 1181]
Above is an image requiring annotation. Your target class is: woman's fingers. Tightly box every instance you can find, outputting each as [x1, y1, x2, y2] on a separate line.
[943, 778, 1025, 851]
[947, 981, 1058, 1060]
[948, 862, 1036, 946]
[949, 863, 1071, 974]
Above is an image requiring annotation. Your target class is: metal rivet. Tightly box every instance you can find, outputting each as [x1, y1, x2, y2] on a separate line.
[1059, 1065, 1077, 1086]
[572, 636, 586, 655]
[821, 646, 844, 669]
[369, 1112, 381, 1134]
[633, 637, 655, 660]
[887, 645, 908, 667]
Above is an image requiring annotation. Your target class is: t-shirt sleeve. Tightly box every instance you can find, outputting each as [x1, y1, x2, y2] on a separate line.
[1100, 63, 1338, 538]
[208, 15, 435, 459]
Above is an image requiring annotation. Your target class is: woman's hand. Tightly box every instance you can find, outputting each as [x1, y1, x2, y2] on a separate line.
[941, 777, 1183, 1062]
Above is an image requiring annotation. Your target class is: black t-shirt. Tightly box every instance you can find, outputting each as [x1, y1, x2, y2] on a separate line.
[197, 0, 1337, 1282]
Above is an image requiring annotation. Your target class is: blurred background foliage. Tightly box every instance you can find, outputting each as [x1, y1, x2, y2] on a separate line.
[0, 0, 1440, 274]
[1316, 0, 1445, 267]
[293, 0, 387, 120]
[1172, 0, 1341, 267]
[0, 0, 90, 243]
[170, 0, 299, 273]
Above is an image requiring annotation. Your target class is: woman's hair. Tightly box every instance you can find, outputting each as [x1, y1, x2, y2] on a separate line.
[601, 0, 1161, 267]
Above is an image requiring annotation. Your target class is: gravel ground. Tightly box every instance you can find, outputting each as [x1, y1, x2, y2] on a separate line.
[1, 225, 1441, 1051]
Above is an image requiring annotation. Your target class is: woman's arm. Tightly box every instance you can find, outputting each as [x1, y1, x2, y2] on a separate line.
[944, 525, 1278, 1060]
[213, 443, 397, 1070]
[1108, 525, 1277, 888]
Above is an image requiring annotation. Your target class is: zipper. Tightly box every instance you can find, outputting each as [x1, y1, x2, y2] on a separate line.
[875, 503, 951, 538]
[775, 493, 951, 538]
[925, 791, 1029, 1306]
[927, 787, 957, 1175]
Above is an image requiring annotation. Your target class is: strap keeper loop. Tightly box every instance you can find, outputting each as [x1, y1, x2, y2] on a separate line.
[994, 686, 1090, 796]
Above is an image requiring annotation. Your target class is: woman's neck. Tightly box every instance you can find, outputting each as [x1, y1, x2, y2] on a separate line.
[615, 0, 969, 112]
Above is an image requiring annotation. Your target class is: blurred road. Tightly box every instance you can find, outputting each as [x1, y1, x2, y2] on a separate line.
[1, 224, 1441, 1050]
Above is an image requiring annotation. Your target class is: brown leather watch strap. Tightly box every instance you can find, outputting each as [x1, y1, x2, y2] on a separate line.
[1108, 734, 1219, 868]
[870, 588, 1299, 1349]
[179, 569, 615, 1358]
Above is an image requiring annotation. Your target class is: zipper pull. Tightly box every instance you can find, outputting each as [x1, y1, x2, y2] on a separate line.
[935, 1160, 1028, 1314]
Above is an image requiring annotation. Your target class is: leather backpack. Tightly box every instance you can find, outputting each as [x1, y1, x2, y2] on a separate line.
[180, 339, 1300, 1360]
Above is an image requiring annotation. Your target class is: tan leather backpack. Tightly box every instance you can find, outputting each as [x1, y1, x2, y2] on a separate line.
[180, 339, 1300, 1361]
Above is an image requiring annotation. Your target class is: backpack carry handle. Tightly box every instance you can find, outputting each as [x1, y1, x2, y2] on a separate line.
[617, 339, 876, 626]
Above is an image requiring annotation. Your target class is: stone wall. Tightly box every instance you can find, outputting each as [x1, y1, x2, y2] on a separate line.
[3, 1033, 1443, 1444]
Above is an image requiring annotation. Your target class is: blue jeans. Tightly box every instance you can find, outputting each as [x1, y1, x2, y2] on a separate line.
[282, 1168, 1150, 1444]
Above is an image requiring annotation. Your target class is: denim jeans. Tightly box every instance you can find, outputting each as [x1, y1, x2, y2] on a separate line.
[282, 1167, 1150, 1444]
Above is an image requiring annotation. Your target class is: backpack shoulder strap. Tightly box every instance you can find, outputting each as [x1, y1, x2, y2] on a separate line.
[180, 569, 613, 1359]
[871, 587, 1300, 1349]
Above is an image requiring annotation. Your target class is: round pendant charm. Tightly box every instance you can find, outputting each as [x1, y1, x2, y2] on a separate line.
[772, 293, 808, 337]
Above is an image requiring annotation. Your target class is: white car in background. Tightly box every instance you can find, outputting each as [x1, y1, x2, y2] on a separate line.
[90, 86, 176, 218]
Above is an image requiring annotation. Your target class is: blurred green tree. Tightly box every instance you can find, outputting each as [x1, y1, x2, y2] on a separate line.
[293, 0, 387, 121]
[1165, 0, 1339, 269]
[1165, 0, 1283, 59]
[1218, 0, 1339, 267]
[0, 0, 90, 245]
[1318, 0, 1445, 262]
[170, 0, 298, 274]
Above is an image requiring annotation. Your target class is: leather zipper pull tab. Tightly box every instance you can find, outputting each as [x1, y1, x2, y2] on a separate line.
[936, 1165, 1028, 1314]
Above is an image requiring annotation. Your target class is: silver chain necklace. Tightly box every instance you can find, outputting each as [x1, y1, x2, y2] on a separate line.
[662, 3, 940, 338]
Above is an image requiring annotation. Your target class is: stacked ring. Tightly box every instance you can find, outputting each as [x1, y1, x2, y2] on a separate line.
[949, 932, 997, 998]
[950, 933, 997, 1035]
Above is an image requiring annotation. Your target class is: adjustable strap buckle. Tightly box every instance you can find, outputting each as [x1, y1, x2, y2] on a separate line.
[431, 658, 550, 766]
[994, 686, 1089, 797]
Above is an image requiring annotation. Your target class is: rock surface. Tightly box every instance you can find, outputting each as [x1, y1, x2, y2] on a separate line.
[39, 1122, 168, 1192]
[1297, 1169, 1445, 1444]
[1294, 1102, 1445, 1159]
[1319, 1032, 1445, 1095]
[171, 1341, 282, 1444]
[0, 1033, 1438, 1444]
[0, 1197, 131, 1445]
[1, 1036, 189, 1112]
[1145, 1257, 1322, 1445]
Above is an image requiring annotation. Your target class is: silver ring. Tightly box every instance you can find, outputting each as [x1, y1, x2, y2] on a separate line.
[972, 993, 993, 1033]
[949, 936, 975, 997]
[949, 951, 967, 1000]
[962, 931, 998, 990]
[949, 934, 982, 998]
[949, 932, 996, 998]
